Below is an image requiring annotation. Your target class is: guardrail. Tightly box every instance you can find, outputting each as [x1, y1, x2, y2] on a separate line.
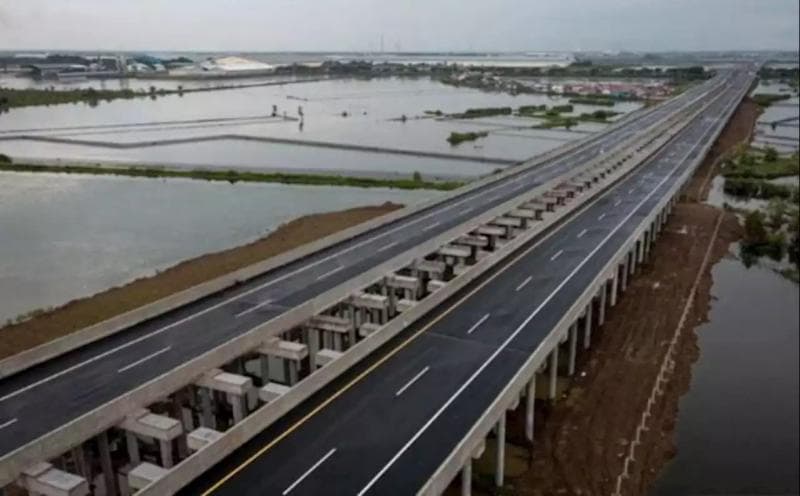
[0, 81, 725, 488]
[0, 88, 678, 381]
[417, 75, 749, 496]
[134, 86, 723, 495]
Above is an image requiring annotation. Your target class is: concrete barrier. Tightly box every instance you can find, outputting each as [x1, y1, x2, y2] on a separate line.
[417, 77, 747, 496]
[0, 84, 679, 381]
[0, 84, 720, 487]
[133, 95, 716, 495]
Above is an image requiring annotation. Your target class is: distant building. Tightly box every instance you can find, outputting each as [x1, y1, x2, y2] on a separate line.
[198, 56, 276, 75]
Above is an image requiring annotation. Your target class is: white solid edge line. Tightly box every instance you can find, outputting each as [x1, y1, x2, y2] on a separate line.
[550, 249, 564, 261]
[354, 92, 722, 496]
[0, 418, 18, 431]
[395, 366, 431, 397]
[0, 87, 700, 402]
[117, 346, 172, 374]
[282, 448, 337, 495]
[466, 314, 491, 335]
[515, 276, 533, 292]
[234, 299, 274, 319]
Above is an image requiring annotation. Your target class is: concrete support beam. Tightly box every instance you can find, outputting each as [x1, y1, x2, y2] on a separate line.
[525, 376, 536, 442]
[257, 338, 307, 386]
[610, 271, 619, 307]
[568, 323, 578, 376]
[620, 259, 629, 292]
[118, 409, 183, 469]
[127, 463, 168, 492]
[494, 414, 506, 488]
[461, 459, 472, 496]
[187, 427, 223, 453]
[97, 432, 117, 496]
[548, 348, 558, 400]
[598, 283, 607, 326]
[258, 382, 291, 403]
[196, 369, 254, 424]
[315, 349, 343, 369]
[20, 462, 88, 496]
[583, 303, 593, 350]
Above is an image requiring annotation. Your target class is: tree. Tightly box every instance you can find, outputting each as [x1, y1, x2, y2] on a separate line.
[412, 171, 422, 182]
[767, 199, 787, 229]
[764, 146, 778, 162]
[744, 210, 768, 245]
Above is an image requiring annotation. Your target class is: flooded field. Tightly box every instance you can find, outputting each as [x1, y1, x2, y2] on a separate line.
[0, 171, 440, 323]
[652, 247, 800, 496]
[0, 77, 641, 177]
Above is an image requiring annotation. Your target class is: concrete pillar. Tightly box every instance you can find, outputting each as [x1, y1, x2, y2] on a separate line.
[598, 284, 607, 326]
[549, 348, 558, 400]
[259, 355, 270, 385]
[159, 439, 173, 469]
[98, 432, 118, 496]
[495, 414, 506, 488]
[198, 387, 215, 429]
[568, 323, 578, 375]
[228, 392, 246, 423]
[461, 459, 472, 496]
[525, 376, 536, 442]
[125, 432, 140, 465]
[610, 272, 619, 307]
[583, 303, 593, 349]
[621, 260, 629, 292]
[628, 250, 636, 276]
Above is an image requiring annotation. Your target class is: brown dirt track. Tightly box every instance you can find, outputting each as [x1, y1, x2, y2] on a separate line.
[460, 98, 757, 496]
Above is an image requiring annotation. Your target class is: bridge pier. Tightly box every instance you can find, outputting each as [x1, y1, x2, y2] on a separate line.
[549, 347, 558, 400]
[494, 413, 506, 488]
[568, 322, 578, 375]
[525, 375, 536, 442]
[598, 283, 607, 326]
[460, 459, 472, 496]
[583, 303, 593, 349]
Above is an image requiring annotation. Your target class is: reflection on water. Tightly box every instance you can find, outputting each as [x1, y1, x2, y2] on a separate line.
[0, 77, 641, 176]
[652, 249, 800, 495]
[0, 171, 440, 323]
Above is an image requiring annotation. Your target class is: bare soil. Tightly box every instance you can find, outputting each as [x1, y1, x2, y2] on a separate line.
[0, 202, 402, 360]
[461, 98, 757, 495]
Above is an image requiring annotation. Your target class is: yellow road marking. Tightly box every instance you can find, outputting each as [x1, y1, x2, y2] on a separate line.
[203, 141, 631, 495]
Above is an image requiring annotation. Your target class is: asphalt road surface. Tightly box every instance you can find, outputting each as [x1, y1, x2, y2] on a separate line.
[0, 76, 725, 461]
[183, 70, 750, 495]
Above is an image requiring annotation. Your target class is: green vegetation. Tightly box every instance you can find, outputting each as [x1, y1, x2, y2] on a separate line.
[723, 147, 799, 180]
[424, 110, 444, 116]
[569, 96, 616, 106]
[0, 163, 464, 191]
[723, 178, 798, 201]
[578, 109, 620, 122]
[532, 116, 579, 130]
[451, 107, 512, 119]
[0, 86, 177, 109]
[517, 104, 547, 115]
[0, 153, 11, 164]
[446, 131, 489, 145]
[751, 93, 792, 107]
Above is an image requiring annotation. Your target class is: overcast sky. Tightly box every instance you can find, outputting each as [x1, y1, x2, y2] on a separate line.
[0, 0, 797, 53]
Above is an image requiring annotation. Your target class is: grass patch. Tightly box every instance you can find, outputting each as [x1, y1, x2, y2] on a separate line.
[446, 131, 488, 145]
[751, 93, 792, 107]
[0, 86, 180, 109]
[0, 162, 464, 191]
[723, 148, 799, 180]
[451, 107, 513, 119]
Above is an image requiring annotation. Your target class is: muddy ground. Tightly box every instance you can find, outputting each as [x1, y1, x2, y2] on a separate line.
[460, 98, 757, 496]
[0, 202, 402, 359]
